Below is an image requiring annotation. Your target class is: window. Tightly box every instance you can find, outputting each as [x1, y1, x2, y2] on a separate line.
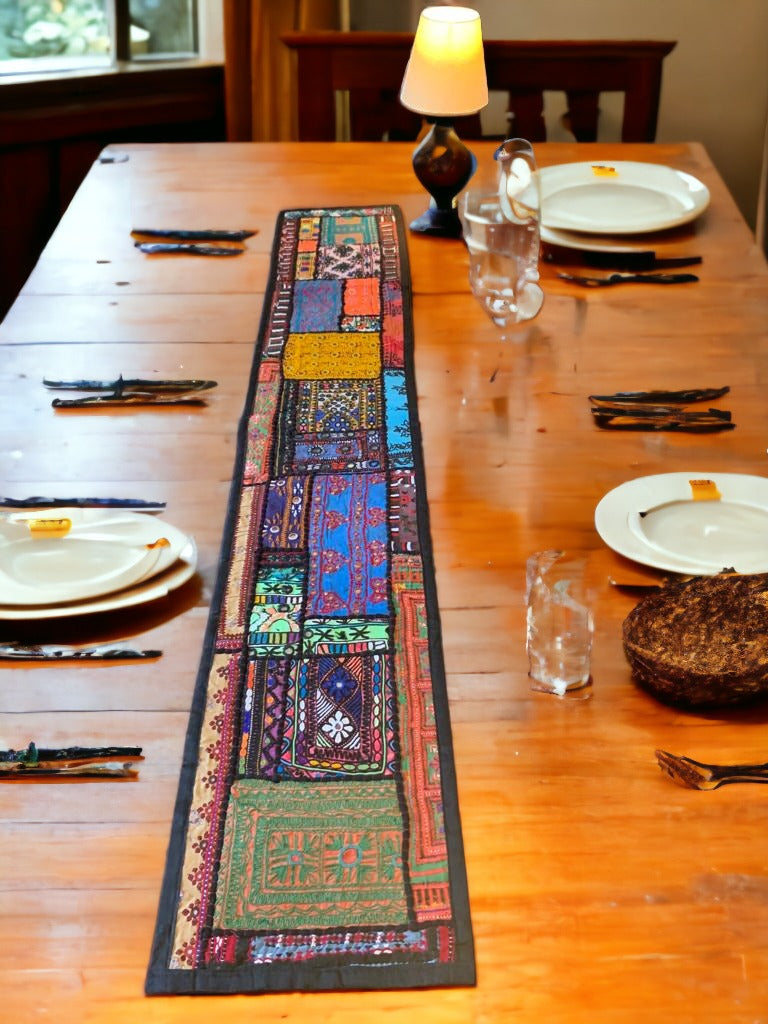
[0, 0, 198, 74]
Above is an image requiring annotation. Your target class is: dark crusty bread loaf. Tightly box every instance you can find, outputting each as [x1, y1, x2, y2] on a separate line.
[622, 573, 768, 707]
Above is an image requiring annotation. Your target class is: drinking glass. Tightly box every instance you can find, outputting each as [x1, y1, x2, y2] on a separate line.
[459, 138, 543, 338]
[526, 550, 593, 699]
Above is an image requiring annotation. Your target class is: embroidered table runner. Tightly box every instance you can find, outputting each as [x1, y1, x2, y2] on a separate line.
[146, 206, 475, 994]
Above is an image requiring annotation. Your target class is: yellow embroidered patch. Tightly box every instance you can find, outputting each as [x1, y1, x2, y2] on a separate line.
[283, 332, 381, 379]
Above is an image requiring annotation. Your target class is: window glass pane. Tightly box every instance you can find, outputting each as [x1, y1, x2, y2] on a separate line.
[0, 0, 199, 70]
[0, 0, 110, 69]
[129, 0, 196, 58]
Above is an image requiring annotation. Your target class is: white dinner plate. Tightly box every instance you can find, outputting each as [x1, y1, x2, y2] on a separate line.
[0, 538, 197, 619]
[540, 224, 666, 254]
[540, 161, 710, 234]
[0, 508, 189, 606]
[595, 472, 768, 575]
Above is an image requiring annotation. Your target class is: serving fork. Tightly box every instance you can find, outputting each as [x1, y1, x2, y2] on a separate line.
[655, 749, 768, 790]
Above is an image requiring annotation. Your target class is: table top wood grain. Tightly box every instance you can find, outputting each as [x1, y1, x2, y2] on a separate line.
[2, 140, 768, 1022]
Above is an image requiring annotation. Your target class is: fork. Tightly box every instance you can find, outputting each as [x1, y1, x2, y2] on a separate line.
[558, 271, 700, 287]
[655, 749, 768, 790]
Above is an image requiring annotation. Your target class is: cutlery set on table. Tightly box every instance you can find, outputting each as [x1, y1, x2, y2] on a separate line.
[0, 742, 144, 781]
[4, 227, 246, 785]
[588, 386, 734, 432]
[539, 159, 708, 286]
[45, 375, 218, 408]
[0, 394, 202, 775]
[131, 227, 256, 256]
[536, 162, 768, 785]
[0, 500, 196, 780]
[1, 353, 216, 773]
[5, 227, 245, 783]
[594, 470, 768, 789]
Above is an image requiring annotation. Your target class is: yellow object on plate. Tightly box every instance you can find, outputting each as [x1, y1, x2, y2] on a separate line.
[25, 517, 72, 537]
[689, 478, 721, 501]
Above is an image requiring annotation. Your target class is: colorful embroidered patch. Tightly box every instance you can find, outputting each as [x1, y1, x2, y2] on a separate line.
[260, 476, 309, 550]
[290, 280, 343, 332]
[282, 332, 380, 380]
[306, 472, 389, 617]
[344, 277, 381, 316]
[315, 244, 381, 280]
[213, 779, 409, 930]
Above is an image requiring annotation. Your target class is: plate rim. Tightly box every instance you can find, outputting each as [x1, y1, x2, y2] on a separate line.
[539, 160, 710, 234]
[0, 538, 197, 619]
[595, 471, 768, 575]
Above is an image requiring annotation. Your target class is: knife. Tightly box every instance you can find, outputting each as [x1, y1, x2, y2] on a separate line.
[0, 496, 166, 510]
[132, 228, 256, 242]
[590, 404, 732, 420]
[589, 386, 729, 406]
[43, 376, 217, 393]
[558, 271, 700, 286]
[543, 246, 702, 271]
[0, 763, 141, 780]
[591, 408, 735, 432]
[0, 642, 162, 661]
[0, 742, 143, 765]
[135, 242, 244, 256]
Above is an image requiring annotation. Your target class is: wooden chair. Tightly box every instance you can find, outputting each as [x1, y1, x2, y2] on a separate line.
[281, 32, 676, 143]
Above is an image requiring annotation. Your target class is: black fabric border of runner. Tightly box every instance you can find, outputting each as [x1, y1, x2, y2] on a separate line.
[145, 206, 475, 995]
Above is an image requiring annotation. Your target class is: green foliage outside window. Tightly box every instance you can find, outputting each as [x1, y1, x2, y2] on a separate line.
[0, 0, 109, 59]
[0, 0, 197, 63]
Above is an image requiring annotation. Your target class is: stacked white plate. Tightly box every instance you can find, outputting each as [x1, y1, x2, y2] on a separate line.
[0, 508, 197, 619]
[539, 160, 711, 251]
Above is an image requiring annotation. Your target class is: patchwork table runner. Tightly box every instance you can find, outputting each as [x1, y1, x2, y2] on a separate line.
[146, 206, 475, 994]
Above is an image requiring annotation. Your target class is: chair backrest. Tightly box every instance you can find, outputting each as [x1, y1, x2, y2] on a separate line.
[281, 32, 676, 144]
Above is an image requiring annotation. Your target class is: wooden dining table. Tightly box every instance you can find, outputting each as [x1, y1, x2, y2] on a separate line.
[1, 139, 768, 1022]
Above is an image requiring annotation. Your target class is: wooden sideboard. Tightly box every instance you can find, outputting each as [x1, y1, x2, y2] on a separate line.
[0, 62, 226, 319]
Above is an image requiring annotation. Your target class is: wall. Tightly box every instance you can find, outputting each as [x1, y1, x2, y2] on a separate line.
[349, 0, 412, 30]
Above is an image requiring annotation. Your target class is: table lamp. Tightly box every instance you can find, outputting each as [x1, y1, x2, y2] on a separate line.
[399, 5, 489, 237]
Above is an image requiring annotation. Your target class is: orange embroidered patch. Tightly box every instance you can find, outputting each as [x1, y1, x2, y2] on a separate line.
[344, 278, 381, 316]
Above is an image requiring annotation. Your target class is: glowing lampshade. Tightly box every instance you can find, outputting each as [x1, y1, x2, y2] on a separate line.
[400, 6, 488, 118]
